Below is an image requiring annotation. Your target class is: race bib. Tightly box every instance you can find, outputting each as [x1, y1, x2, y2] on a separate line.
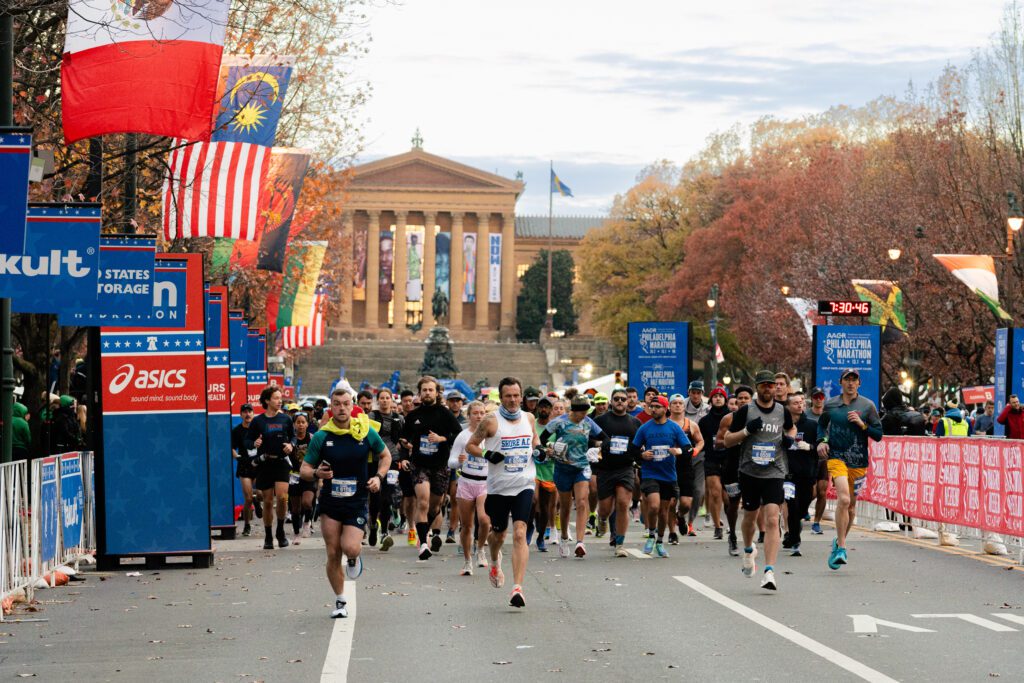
[652, 445, 670, 461]
[247, 448, 257, 457]
[854, 475, 867, 495]
[724, 482, 740, 497]
[751, 442, 776, 466]
[288, 472, 300, 485]
[419, 435, 438, 456]
[386, 470, 399, 485]
[504, 453, 529, 473]
[609, 436, 628, 455]
[464, 455, 487, 475]
[783, 481, 796, 500]
[551, 441, 570, 463]
[330, 477, 358, 498]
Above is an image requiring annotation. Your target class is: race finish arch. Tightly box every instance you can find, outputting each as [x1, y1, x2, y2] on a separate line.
[812, 324, 881, 406]
[627, 322, 691, 396]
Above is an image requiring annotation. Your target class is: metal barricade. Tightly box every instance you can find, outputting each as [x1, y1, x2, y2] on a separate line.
[0, 460, 30, 621]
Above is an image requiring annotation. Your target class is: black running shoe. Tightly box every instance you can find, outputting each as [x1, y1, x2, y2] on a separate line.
[418, 543, 432, 561]
[242, 523, 251, 537]
[263, 538, 274, 550]
[277, 531, 290, 548]
[667, 532, 679, 545]
[757, 531, 765, 544]
[782, 534, 794, 549]
[368, 522, 378, 548]
[728, 534, 739, 557]
[713, 527, 723, 540]
[253, 498, 263, 519]
[430, 534, 443, 553]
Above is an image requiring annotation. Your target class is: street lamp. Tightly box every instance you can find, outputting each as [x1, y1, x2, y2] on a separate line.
[707, 284, 719, 387]
[888, 248, 902, 261]
[780, 285, 790, 296]
[1007, 191, 1024, 256]
[544, 307, 557, 334]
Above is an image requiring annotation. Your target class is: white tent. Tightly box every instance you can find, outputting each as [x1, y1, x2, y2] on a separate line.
[571, 373, 620, 396]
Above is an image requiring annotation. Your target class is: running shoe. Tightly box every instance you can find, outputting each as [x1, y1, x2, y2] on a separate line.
[418, 543, 432, 561]
[655, 542, 669, 558]
[509, 586, 525, 608]
[544, 527, 551, 541]
[782, 534, 794, 549]
[368, 521, 379, 548]
[331, 598, 348, 619]
[614, 545, 628, 558]
[596, 517, 608, 538]
[575, 542, 587, 558]
[790, 544, 802, 557]
[241, 524, 251, 537]
[407, 529, 417, 546]
[478, 548, 489, 567]
[263, 538, 274, 550]
[253, 498, 262, 519]
[446, 530, 457, 544]
[728, 533, 739, 557]
[757, 531, 765, 544]
[559, 539, 572, 558]
[461, 561, 473, 576]
[761, 568, 777, 591]
[430, 534, 443, 553]
[827, 539, 842, 570]
[537, 538, 547, 553]
[713, 527, 723, 540]
[380, 534, 394, 552]
[668, 532, 679, 545]
[687, 523, 697, 537]
[489, 563, 505, 588]
[642, 537, 655, 555]
[741, 546, 758, 577]
[836, 546, 848, 565]
[587, 512, 597, 530]
[277, 531, 290, 549]
[345, 556, 363, 580]
[803, 513, 811, 521]
[811, 522, 823, 535]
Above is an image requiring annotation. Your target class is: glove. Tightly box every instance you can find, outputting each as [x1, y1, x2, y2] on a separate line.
[745, 417, 763, 434]
[586, 447, 601, 463]
[796, 440, 812, 451]
[483, 449, 505, 464]
[256, 453, 267, 463]
[532, 447, 547, 463]
[781, 435, 794, 450]
[680, 444, 694, 460]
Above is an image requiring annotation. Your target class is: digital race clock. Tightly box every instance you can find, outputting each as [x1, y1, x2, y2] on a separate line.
[817, 300, 872, 316]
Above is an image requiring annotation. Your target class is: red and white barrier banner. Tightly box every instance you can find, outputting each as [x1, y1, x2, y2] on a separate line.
[865, 436, 1024, 536]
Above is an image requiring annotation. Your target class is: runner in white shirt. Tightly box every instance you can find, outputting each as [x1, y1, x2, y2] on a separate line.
[466, 377, 545, 608]
[447, 400, 491, 575]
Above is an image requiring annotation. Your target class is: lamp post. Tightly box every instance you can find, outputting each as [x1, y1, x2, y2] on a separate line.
[707, 284, 719, 387]
[1006, 191, 1023, 256]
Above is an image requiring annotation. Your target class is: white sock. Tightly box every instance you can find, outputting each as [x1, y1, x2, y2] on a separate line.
[336, 593, 346, 605]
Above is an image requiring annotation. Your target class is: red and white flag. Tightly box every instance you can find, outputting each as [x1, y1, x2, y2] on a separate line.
[715, 343, 725, 364]
[162, 140, 271, 240]
[62, 0, 230, 143]
[280, 293, 325, 350]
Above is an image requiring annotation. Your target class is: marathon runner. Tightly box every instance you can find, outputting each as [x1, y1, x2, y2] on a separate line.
[246, 386, 296, 549]
[805, 386, 829, 535]
[400, 376, 463, 560]
[593, 388, 642, 557]
[448, 400, 491, 575]
[231, 403, 259, 536]
[531, 395, 557, 552]
[669, 393, 704, 541]
[368, 388, 404, 552]
[782, 392, 817, 556]
[445, 390, 467, 544]
[288, 411, 315, 541]
[465, 377, 545, 608]
[300, 389, 391, 618]
[816, 369, 883, 570]
[633, 395, 689, 558]
[698, 386, 730, 541]
[722, 370, 796, 590]
[715, 384, 753, 555]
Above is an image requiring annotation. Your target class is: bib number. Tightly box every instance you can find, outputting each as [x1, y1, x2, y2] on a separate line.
[419, 435, 438, 456]
[386, 470, 399, 485]
[331, 478, 358, 498]
[783, 481, 796, 500]
[288, 472, 300, 485]
[854, 475, 867, 495]
[609, 436, 628, 455]
[724, 482, 740, 497]
[652, 445, 670, 461]
[551, 441, 569, 464]
[504, 453, 529, 473]
[751, 442, 776, 466]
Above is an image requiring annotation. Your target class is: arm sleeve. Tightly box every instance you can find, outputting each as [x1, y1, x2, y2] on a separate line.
[864, 405, 883, 442]
[783, 411, 794, 431]
[816, 408, 831, 444]
[303, 431, 324, 466]
[728, 406, 749, 433]
[367, 427, 387, 456]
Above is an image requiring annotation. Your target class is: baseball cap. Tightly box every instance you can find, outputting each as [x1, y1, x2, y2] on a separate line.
[653, 395, 670, 408]
[840, 369, 860, 380]
[668, 393, 685, 402]
[754, 370, 776, 386]
[300, 401, 314, 409]
[688, 380, 705, 392]
[810, 386, 825, 398]
[537, 396, 554, 407]
[445, 390, 464, 401]
[241, 403, 254, 411]
[524, 386, 542, 400]
[593, 392, 608, 404]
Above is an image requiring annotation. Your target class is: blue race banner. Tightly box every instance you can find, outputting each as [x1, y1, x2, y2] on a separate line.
[205, 286, 234, 529]
[627, 321, 691, 396]
[246, 325, 267, 412]
[812, 324, 882, 406]
[38, 456, 59, 565]
[99, 253, 211, 558]
[228, 309, 248, 506]
[59, 452, 85, 551]
[59, 235, 156, 325]
[0, 128, 32, 255]
[6, 204, 100, 314]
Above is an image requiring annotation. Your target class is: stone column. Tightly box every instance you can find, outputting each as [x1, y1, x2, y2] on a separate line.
[422, 212, 436, 329]
[500, 212, 516, 335]
[449, 212, 464, 331]
[475, 212, 490, 331]
[393, 211, 407, 330]
[365, 210, 380, 329]
[339, 211, 353, 326]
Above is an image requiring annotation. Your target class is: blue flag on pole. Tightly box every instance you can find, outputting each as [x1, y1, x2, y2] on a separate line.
[211, 55, 294, 146]
[550, 169, 573, 197]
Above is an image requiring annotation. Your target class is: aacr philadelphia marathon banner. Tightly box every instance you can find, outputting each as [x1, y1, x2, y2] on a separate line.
[98, 252, 211, 557]
[993, 328, 1024, 438]
[627, 321, 691, 396]
[812, 324, 881, 406]
[205, 285, 234, 530]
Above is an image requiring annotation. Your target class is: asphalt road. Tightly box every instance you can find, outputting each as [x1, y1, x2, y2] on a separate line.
[2, 519, 1023, 682]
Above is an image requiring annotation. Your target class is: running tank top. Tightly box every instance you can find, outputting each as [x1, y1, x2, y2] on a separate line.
[484, 413, 536, 496]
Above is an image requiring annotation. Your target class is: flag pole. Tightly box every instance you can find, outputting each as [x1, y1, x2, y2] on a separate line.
[1, 10, 14, 464]
[545, 161, 553, 335]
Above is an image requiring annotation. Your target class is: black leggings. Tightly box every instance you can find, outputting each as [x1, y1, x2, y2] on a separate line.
[785, 477, 816, 546]
[368, 482, 394, 530]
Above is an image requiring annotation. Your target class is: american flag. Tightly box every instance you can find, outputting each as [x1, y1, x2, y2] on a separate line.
[280, 293, 325, 349]
[162, 139, 271, 240]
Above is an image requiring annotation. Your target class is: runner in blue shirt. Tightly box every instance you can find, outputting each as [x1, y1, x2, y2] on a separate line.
[633, 396, 690, 558]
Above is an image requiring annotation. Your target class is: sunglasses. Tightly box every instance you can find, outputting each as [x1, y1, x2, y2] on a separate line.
[611, 396, 627, 401]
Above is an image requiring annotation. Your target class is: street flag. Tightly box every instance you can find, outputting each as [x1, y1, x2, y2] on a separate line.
[785, 297, 824, 339]
[256, 148, 312, 272]
[276, 240, 327, 329]
[210, 237, 236, 277]
[0, 128, 32, 255]
[550, 169, 573, 197]
[161, 139, 271, 240]
[280, 293, 325, 349]
[715, 343, 725, 364]
[211, 55, 294, 146]
[61, 0, 229, 143]
[852, 279, 907, 341]
[933, 254, 1013, 321]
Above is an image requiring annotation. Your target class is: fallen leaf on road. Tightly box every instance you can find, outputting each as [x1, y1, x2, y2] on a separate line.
[592, 648, 610, 652]
[644, 652, 655, 656]
[206, 628, 215, 634]
[16, 674, 35, 678]
[149, 640, 163, 644]
[583, 658, 597, 663]
[258, 656, 268, 661]
[493, 661, 511, 665]
[452, 625, 466, 630]
[147, 656, 163, 661]
[547, 668, 561, 673]
[287, 659, 302, 664]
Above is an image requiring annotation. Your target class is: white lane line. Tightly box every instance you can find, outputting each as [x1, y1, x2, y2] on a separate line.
[321, 586, 357, 682]
[624, 548, 651, 559]
[674, 576, 898, 683]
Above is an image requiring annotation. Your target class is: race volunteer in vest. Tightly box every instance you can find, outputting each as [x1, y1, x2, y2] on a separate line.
[301, 389, 391, 619]
[400, 376, 464, 561]
[246, 386, 296, 550]
[815, 368, 883, 571]
[465, 376, 545, 608]
[935, 404, 973, 437]
[722, 370, 796, 591]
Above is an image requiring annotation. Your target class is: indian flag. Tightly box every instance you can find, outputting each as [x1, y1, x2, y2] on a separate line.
[933, 254, 1012, 321]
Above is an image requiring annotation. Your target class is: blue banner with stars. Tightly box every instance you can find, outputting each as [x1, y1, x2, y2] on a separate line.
[0, 129, 32, 255]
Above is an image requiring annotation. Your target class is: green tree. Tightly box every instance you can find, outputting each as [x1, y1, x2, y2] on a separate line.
[516, 250, 578, 342]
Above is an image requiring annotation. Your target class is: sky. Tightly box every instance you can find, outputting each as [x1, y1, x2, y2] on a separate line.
[354, 0, 1010, 215]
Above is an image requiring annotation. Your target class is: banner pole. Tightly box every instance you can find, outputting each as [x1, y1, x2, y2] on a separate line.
[1, 11, 15, 464]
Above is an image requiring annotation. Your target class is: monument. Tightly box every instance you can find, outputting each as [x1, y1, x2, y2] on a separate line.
[419, 290, 459, 378]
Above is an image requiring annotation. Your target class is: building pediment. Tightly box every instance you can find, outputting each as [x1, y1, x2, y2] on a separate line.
[349, 149, 524, 195]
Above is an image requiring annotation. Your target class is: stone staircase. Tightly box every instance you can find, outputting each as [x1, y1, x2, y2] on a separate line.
[295, 339, 550, 393]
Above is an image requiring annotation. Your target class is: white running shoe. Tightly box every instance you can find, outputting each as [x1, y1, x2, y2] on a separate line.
[489, 563, 505, 588]
[330, 598, 348, 618]
[345, 555, 363, 580]
[741, 546, 758, 577]
[574, 542, 586, 558]
[477, 548, 488, 567]
[418, 543, 432, 561]
[614, 545, 628, 558]
[559, 539, 572, 558]
[761, 568, 777, 590]
[460, 560, 473, 576]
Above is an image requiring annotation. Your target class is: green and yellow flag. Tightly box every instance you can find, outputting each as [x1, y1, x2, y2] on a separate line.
[851, 279, 907, 342]
[275, 240, 327, 329]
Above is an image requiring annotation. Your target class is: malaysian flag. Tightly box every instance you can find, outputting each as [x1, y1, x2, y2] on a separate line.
[280, 293, 325, 349]
[162, 139, 271, 240]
